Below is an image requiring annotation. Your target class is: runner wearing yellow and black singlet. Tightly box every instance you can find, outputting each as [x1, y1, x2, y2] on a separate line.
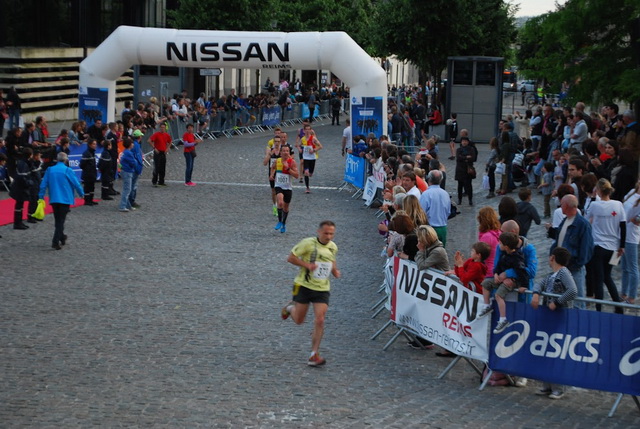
[281, 220, 341, 366]
[263, 130, 290, 216]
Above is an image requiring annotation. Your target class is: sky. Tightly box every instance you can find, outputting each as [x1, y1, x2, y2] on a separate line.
[509, 0, 568, 17]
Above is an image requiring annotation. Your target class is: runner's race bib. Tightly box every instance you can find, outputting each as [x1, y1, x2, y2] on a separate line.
[275, 172, 291, 189]
[312, 262, 332, 280]
[303, 145, 316, 160]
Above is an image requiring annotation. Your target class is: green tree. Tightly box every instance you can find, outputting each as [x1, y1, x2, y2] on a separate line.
[270, 0, 375, 49]
[167, 0, 277, 31]
[517, 0, 640, 105]
[370, 0, 515, 85]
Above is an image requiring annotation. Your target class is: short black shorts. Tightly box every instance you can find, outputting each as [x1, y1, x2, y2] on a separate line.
[292, 284, 330, 305]
[303, 159, 316, 175]
[275, 188, 292, 203]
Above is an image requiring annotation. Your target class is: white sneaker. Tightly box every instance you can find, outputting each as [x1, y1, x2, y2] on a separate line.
[515, 377, 528, 387]
[493, 319, 510, 334]
[549, 391, 564, 399]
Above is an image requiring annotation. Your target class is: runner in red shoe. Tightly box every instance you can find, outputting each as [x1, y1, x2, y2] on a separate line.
[281, 220, 341, 366]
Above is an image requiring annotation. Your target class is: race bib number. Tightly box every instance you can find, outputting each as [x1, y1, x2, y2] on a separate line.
[312, 262, 332, 280]
[275, 172, 291, 189]
[304, 145, 314, 156]
[270, 158, 277, 167]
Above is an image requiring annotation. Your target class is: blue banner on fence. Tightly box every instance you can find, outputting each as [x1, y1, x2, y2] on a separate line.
[262, 106, 281, 127]
[68, 144, 104, 181]
[488, 302, 640, 395]
[351, 96, 384, 138]
[301, 103, 319, 120]
[343, 154, 366, 189]
[78, 86, 108, 127]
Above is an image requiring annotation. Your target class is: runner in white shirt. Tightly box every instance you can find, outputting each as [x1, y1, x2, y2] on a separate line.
[300, 125, 323, 194]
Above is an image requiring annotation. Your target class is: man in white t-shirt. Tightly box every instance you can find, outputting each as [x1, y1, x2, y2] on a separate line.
[341, 119, 352, 157]
[402, 171, 421, 198]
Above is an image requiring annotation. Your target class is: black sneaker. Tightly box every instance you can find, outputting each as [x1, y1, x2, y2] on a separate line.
[61, 234, 67, 245]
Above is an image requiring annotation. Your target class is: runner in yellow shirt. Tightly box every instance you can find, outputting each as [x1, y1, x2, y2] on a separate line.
[281, 220, 341, 366]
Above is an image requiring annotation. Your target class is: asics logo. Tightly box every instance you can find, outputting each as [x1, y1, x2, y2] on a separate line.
[495, 321, 530, 359]
[494, 320, 600, 363]
[619, 337, 640, 377]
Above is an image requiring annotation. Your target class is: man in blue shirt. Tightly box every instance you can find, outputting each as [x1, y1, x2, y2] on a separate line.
[38, 152, 85, 250]
[419, 170, 451, 246]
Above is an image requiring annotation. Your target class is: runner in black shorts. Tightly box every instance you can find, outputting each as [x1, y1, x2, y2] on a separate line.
[295, 120, 309, 183]
[270, 145, 298, 234]
[300, 125, 323, 193]
[281, 220, 341, 366]
[264, 129, 283, 216]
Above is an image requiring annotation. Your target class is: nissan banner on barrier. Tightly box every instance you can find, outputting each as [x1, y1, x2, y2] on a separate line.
[489, 302, 640, 396]
[392, 258, 490, 361]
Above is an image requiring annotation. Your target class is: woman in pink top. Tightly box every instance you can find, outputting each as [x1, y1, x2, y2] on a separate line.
[477, 206, 501, 277]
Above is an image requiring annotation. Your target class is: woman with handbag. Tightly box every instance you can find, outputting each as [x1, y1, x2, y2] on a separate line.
[455, 136, 477, 206]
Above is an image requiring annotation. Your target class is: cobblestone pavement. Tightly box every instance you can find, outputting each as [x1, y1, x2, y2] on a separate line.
[1, 118, 639, 428]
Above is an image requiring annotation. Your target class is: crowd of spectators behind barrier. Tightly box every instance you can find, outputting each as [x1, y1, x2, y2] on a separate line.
[364, 87, 640, 392]
[365, 88, 640, 316]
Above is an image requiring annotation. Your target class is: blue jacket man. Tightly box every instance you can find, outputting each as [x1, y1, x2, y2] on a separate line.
[549, 195, 593, 307]
[38, 152, 85, 249]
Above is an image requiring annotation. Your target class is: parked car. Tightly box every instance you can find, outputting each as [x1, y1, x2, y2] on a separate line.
[519, 80, 536, 92]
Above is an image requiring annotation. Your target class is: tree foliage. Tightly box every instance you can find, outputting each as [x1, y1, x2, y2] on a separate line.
[370, 0, 516, 83]
[168, 0, 374, 48]
[167, 0, 277, 31]
[517, 0, 640, 105]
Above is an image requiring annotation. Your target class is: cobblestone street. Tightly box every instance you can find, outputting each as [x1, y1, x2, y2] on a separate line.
[1, 117, 638, 427]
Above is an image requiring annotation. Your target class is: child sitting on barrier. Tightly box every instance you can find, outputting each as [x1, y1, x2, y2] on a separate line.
[478, 232, 529, 334]
[531, 246, 578, 399]
[445, 241, 491, 293]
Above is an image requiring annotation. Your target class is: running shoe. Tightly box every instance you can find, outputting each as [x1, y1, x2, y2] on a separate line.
[548, 391, 564, 400]
[477, 305, 493, 319]
[281, 301, 293, 320]
[493, 319, 510, 334]
[308, 354, 326, 367]
[274, 222, 283, 231]
[280, 225, 286, 233]
[272, 206, 278, 216]
[536, 388, 552, 396]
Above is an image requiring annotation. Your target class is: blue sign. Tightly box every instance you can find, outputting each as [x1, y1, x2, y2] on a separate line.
[343, 154, 366, 189]
[78, 86, 108, 127]
[262, 106, 281, 126]
[300, 103, 319, 120]
[488, 302, 640, 395]
[351, 96, 384, 138]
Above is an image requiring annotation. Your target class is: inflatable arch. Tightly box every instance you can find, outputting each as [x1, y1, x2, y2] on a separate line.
[79, 26, 388, 136]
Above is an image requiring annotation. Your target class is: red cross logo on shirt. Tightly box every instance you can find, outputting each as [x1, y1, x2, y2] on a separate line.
[611, 211, 617, 217]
